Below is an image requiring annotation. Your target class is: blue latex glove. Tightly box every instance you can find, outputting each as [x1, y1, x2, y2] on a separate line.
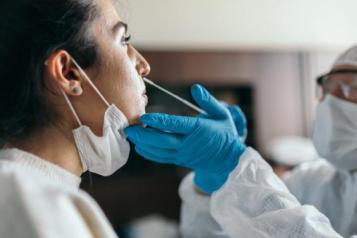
[222, 102, 248, 143]
[125, 84, 247, 194]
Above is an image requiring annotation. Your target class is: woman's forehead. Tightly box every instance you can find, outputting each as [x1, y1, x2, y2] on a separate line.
[93, 0, 122, 35]
[97, 0, 122, 25]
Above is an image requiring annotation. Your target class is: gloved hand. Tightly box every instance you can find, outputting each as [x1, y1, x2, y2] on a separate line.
[223, 103, 248, 143]
[124, 84, 247, 194]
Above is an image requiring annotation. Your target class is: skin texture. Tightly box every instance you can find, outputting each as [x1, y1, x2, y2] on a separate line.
[9, 0, 151, 176]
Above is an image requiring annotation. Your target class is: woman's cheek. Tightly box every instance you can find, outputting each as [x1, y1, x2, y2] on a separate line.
[127, 111, 143, 125]
[120, 98, 145, 125]
[130, 99, 146, 125]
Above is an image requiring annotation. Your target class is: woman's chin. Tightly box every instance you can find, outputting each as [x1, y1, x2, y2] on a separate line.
[127, 109, 146, 126]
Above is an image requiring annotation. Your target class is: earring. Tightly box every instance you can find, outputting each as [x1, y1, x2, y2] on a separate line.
[72, 87, 82, 95]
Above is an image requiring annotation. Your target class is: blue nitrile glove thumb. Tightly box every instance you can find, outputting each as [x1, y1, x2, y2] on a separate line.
[221, 102, 248, 143]
[124, 84, 247, 194]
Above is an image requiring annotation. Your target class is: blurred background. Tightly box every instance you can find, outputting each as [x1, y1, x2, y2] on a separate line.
[81, 0, 357, 237]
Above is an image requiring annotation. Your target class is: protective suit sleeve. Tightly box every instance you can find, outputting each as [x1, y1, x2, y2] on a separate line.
[210, 147, 345, 238]
[179, 172, 230, 238]
[283, 159, 357, 237]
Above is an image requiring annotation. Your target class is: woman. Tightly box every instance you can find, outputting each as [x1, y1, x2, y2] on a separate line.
[0, 0, 151, 237]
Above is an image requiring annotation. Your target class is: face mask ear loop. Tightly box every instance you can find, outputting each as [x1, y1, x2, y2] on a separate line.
[70, 57, 111, 108]
[61, 90, 83, 127]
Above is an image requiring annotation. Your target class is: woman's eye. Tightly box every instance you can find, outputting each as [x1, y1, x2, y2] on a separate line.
[122, 34, 131, 46]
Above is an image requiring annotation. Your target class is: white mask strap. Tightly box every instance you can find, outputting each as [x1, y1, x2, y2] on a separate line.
[70, 57, 111, 108]
[61, 89, 83, 126]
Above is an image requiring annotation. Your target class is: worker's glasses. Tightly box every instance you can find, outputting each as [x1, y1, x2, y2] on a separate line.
[316, 69, 357, 102]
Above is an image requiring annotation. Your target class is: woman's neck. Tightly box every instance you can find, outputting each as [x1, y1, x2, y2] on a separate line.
[6, 124, 83, 176]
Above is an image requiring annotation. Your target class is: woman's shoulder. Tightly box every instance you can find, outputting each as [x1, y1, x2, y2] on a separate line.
[0, 149, 117, 237]
[0, 157, 67, 191]
[0, 158, 79, 212]
[0, 159, 102, 238]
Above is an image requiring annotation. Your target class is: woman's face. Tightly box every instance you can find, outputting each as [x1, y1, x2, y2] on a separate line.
[74, 0, 150, 130]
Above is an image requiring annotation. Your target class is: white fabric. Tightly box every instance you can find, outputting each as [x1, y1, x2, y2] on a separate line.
[129, 215, 179, 238]
[0, 148, 118, 238]
[73, 104, 130, 176]
[179, 174, 230, 238]
[333, 45, 357, 67]
[180, 147, 357, 238]
[284, 159, 357, 237]
[313, 95, 357, 170]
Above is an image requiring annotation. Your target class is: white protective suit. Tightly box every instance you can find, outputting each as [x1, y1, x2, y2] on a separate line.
[284, 159, 357, 237]
[180, 147, 357, 238]
[283, 45, 357, 237]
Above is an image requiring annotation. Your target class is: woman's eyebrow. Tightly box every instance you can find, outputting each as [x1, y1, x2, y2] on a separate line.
[112, 21, 128, 35]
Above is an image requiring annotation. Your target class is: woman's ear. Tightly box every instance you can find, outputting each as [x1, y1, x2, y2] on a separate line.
[45, 50, 83, 96]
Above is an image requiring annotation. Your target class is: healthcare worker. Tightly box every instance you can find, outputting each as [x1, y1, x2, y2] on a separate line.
[283, 45, 357, 237]
[125, 47, 357, 237]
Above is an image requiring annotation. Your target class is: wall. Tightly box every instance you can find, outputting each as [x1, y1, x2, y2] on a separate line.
[125, 0, 357, 51]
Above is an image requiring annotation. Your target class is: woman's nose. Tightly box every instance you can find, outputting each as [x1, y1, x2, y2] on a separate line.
[132, 46, 151, 77]
[137, 58, 151, 77]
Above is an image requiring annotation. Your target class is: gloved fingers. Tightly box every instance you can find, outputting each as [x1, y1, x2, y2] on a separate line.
[136, 144, 177, 160]
[140, 113, 197, 134]
[227, 105, 248, 138]
[221, 102, 246, 126]
[135, 145, 177, 164]
[219, 101, 229, 107]
[124, 126, 182, 149]
[227, 105, 247, 126]
[191, 84, 228, 119]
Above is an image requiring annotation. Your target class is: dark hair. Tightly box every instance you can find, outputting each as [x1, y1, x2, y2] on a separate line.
[0, 0, 99, 144]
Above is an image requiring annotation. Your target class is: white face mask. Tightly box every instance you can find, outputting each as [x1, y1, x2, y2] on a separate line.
[313, 94, 357, 170]
[62, 57, 130, 176]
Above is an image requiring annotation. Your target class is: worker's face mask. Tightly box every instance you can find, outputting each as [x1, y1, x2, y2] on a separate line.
[61, 57, 130, 176]
[313, 94, 357, 170]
